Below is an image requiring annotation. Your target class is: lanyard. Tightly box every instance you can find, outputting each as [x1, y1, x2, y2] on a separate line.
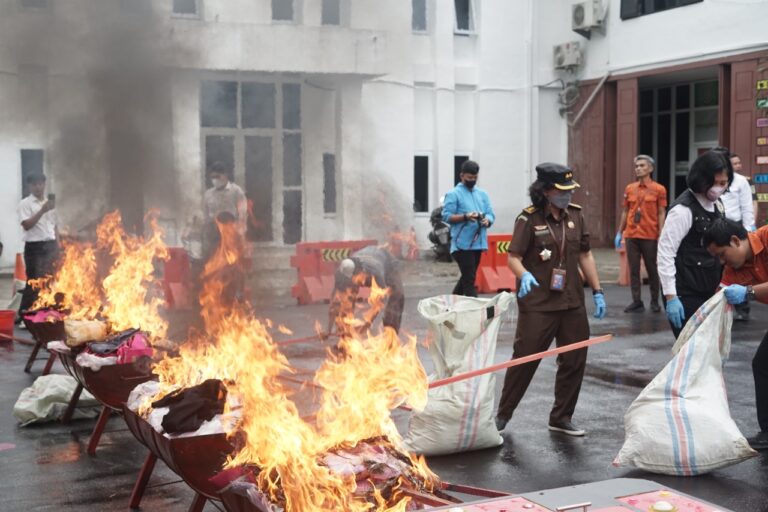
[545, 218, 566, 267]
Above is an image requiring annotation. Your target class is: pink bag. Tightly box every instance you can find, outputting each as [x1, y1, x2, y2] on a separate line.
[116, 332, 154, 364]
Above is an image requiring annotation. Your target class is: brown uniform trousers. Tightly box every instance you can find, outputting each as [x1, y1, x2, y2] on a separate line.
[497, 203, 591, 425]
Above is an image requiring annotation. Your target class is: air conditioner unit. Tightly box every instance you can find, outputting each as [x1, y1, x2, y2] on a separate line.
[553, 41, 583, 71]
[572, 0, 606, 39]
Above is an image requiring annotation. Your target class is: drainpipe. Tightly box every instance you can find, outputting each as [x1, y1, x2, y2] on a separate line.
[524, 0, 535, 183]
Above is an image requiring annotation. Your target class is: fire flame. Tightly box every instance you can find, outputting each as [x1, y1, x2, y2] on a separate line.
[31, 239, 102, 319]
[139, 217, 437, 510]
[97, 211, 169, 339]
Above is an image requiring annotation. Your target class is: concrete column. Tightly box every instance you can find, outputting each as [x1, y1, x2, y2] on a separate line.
[337, 80, 363, 239]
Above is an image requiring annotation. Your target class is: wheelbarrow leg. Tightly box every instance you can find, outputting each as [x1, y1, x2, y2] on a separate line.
[24, 340, 43, 373]
[41, 351, 57, 375]
[61, 382, 84, 424]
[87, 406, 111, 456]
[129, 452, 157, 509]
[187, 494, 207, 512]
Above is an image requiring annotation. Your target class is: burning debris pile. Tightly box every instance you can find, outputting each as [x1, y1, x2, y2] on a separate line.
[29, 211, 169, 369]
[125, 219, 442, 511]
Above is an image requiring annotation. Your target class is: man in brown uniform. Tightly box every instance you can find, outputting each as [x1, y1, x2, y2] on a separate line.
[495, 163, 606, 437]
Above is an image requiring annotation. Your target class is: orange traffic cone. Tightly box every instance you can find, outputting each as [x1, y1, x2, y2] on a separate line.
[14, 253, 26, 282]
[12, 253, 27, 298]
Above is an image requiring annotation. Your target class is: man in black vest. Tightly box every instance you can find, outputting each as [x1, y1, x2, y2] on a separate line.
[657, 151, 732, 338]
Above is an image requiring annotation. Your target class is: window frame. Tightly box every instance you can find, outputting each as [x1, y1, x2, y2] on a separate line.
[18, 0, 50, 10]
[171, 0, 202, 19]
[271, 0, 301, 24]
[413, 154, 430, 214]
[620, 0, 703, 21]
[412, 0, 429, 34]
[321, 0, 342, 26]
[453, 0, 476, 36]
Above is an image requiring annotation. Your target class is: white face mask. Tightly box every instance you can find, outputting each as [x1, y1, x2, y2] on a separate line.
[706, 185, 727, 202]
[211, 178, 227, 190]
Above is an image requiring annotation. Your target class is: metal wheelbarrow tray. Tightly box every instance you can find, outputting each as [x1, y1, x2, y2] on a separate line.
[55, 349, 154, 452]
[22, 315, 65, 374]
[123, 406, 235, 512]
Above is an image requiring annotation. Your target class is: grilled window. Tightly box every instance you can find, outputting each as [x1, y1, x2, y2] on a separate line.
[454, 0, 474, 33]
[323, 153, 337, 214]
[620, 0, 703, 20]
[272, 0, 295, 21]
[412, 0, 427, 32]
[414, 156, 429, 213]
[172, 0, 199, 16]
[322, 0, 340, 25]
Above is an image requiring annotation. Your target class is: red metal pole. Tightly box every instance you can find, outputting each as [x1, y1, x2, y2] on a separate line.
[61, 382, 84, 424]
[129, 452, 157, 509]
[87, 406, 112, 456]
[428, 334, 613, 389]
[41, 352, 57, 376]
[0, 332, 36, 346]
[187, 493, 208, 512]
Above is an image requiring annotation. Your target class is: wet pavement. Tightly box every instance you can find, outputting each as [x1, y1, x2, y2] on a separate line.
[1, 282, 767, 511]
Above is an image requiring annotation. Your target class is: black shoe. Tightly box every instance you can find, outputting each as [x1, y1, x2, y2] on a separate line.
[623, 301, 645, 313]
[548, 420, 585, 436]
[650, 301, 661, 313]
[747, 431, 768, 451]
[495, 416, 508, 433]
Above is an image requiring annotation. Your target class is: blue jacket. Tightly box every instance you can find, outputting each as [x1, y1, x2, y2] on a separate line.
[442, 183, 495, 252]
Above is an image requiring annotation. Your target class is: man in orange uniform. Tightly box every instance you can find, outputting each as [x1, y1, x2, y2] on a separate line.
[615, 155, 667, 313]
[705, 218, 768, 450]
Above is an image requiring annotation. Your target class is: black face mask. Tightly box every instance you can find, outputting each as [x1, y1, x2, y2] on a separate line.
[463, 179, 477, 189]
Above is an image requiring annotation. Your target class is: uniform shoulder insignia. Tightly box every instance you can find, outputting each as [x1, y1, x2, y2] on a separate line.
[568, 203, 582, 209]
[523, 206, 538, 214]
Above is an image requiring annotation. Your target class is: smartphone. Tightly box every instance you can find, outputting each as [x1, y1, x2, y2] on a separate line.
[47, 193, 56, 208]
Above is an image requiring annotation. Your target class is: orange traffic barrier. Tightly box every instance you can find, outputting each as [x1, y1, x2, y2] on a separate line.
[163, 248, 192, 310]
[290, 240, 377, 305]
[14, 253, 26, 282]
[475, 234, 516, 294]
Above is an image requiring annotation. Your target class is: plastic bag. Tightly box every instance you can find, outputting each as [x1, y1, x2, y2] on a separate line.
[64, 319, 108, 346]
[13, 374, 99, 426]
[613, 292, 756, 475]
[404, 292, 514, 455]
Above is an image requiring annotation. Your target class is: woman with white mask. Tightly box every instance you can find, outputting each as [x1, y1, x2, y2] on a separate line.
[657, 150, 732, 338]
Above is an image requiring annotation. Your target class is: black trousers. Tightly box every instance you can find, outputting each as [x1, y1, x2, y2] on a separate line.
[20, 240, 59, 313]
[497, 307, 590, 424]
[754, 330, 768, 432]
[625, 238, 660, 304]
[452, 250, 482, 297]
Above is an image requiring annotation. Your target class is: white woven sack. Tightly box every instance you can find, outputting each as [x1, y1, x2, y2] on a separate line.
[13, 374, 99, 426]
[614, 292, 756, 475]
[405, 292, 514, 455]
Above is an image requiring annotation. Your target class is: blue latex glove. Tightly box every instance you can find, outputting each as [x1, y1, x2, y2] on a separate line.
[723, 284, 748, 304]
[665, 297, 685, 329]
[593, 293, 606, 319]
[614, 231, 623, 249]
[518, 271, 540, 298]
[748, 225, 757, 232]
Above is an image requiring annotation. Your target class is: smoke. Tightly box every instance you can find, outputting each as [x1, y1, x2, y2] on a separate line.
[9, 0, 195, 235]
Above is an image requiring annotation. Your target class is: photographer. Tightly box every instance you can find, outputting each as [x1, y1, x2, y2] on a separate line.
[442, 160, 495, 297]
[17, 173, 59, 316]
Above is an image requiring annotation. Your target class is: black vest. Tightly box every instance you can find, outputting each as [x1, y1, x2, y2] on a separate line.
[669, 189, 724, 297]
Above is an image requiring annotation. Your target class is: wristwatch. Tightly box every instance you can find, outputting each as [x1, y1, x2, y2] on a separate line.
[592, 288, 604, 296]
[746, 285, 756, 302]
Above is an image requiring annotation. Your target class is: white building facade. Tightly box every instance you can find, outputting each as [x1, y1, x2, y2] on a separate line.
[0, 0, 766, 270]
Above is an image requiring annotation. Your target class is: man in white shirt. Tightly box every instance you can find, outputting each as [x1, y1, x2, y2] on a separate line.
[658, 151, 731, 338]
[718, 149, 757, 321]
[202, 162, 247, 260]
[17, 173, 59, 315]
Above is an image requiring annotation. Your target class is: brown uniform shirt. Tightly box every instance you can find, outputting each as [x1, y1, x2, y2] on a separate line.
[510, 204, 591, 313]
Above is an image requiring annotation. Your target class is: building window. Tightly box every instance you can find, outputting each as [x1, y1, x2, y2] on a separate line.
[620, 0, 702, 20]
[322, 0, 340, 25]
[454, 155, 469, 185]
[201, 80, 303, 244]
[454, 0, 474, 33]
[19, 0, 49, 9]
[412, 0, 427, 32]
[414, 156, 429, 213]
[323, 153, 336, 214]
[272, 0, 295, 22]
[21, 149, 44, 198]
[172, 0, 200, 17]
